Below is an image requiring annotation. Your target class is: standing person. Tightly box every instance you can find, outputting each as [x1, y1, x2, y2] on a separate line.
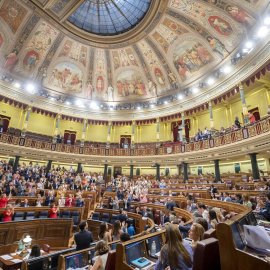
[108, 197, 113, 210]
[74, 221, 94, 251]
[98, 222, 112, 243]
[88, 240, 109, 270]
[208, 209, 219, 229]
[112, 196, 119, 210]
[65, 194, 74, 207]
[112, 220, 123, 241]
[3, 204, 14, 222]
[16, 233, 31, 252]
[126, 219, 136, 236]
[154, 223, 193, 270]
[235, 117, 241, 128]
[248, 112, 256, 124]
[0, 194, 11, 208]
[49, 204, 59, 218]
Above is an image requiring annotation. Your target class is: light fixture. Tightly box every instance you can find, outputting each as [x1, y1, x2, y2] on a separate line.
[257, 26, 268, 37]
[150, 104, 155, 108]
[14, 82, 21, 88]
[178, 95, 183, 100]
[164, 100, 168, 104]
[264, 17, 270, 25]
[110, 106, 113, 111]
[192, 88, 199, 94]
[207, 78, 214, 85]
[50, 97, 55, 101]
[65, 101, 71, 105]
[137, 106, 141, 110]
[245, 41, 253, 49]
[76, 100, 83, 107]
[26, 84, 35, 93]
[223, 66, 231, 74]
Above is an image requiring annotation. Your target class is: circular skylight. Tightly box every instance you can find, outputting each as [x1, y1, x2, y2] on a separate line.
[68, 0, 151, 36]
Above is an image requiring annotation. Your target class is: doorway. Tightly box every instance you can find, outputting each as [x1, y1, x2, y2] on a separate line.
[114, 167, 122, 178]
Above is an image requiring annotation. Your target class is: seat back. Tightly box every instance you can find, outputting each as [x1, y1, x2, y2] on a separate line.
[110, 214, 117, 225]
[203, 229, 217, 239]
[25, 211, 35, 220]
[154, 214, 160, 225]
[104, 250, 116, 270]
[101, 213, 110, 223]
[71, 211, 80, 226]
[193, 238, 221, 270]
[92, 212, 101, 221]
[43, 244, 50, 253]
[38, 211, 48, 219]
[62, 210, 70, 219]
[13, 212, 24, 221]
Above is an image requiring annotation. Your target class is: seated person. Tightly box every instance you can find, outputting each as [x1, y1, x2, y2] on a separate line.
[154, 223, 193, 270]
[88, 240, 109, 270]
[17, 233, 31, 252]
[76, 195, 84, 207]
[257, 191, 270, 221]
[120, 232, 131, 242]
[188, 223, 205, 250]
[28, 244, 41, 260]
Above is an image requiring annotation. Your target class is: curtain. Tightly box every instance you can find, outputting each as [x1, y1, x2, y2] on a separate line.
[64, 130, 77, 145]
[171, 120, 190, 142]
[120, 135, 131, 148]
[248, 107, 260, 121]
[0, 114, 11, 132]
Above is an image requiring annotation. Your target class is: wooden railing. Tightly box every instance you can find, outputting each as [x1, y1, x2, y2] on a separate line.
[1, 117, 270, 156]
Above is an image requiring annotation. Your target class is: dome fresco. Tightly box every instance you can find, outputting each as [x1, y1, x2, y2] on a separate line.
[0, 0, 268, 106]
[68, 0, 152, 36]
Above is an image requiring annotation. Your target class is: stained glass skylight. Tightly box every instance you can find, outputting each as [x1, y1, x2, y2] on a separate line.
[68, 0, 151, 36]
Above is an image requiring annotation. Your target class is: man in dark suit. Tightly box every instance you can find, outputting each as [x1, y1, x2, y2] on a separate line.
[74, 221, 93, 251]
[117, 209, 127, 223]
[167, 198, 179, 211]
[117, 190, 124, 200]
[145, 208, 154, 221]
[44, 195, 55, 206]
[123, 196, 131, 212]
[186, 200, 197, 212]
[21, 199, 30, 207]
[160, 210, 169, 225]
[76, 195, 84, 207]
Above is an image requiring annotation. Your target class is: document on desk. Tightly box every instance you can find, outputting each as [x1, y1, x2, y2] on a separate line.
[11, 259, 22, 263]
[244, 225, 270, 250]
[0, 255, 13, 260]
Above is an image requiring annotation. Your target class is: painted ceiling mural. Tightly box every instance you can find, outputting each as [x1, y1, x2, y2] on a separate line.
[0, 0, 268, 103]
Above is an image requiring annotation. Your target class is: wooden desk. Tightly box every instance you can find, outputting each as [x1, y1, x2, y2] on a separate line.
[0, 251, 48, 270]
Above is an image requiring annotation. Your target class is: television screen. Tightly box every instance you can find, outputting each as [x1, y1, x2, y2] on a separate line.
[110, 243, 117, 250]
[65, 254, 82, 270]
[125, 241, 145, 265]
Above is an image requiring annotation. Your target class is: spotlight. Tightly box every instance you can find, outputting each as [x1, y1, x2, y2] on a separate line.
[66, 101, 71, 105]
[192, 88, 199, 94]
[257, 26, 268, 37]
[150, 104, 155, 108]
[264, 17, 270, 25]
[178, 95, 183, 100]
[207, 78, 214, 85]
[164, 100, 168, 104]
[245, 41, 253, 49]
[223, 66, 231, 74]
[26, 84, 35, 93]
[50, 97, 55, 101]
[76, 100, 83, 106]
[110, 106, 113, 111]
[137, 106, 141, 110]
[14, 82, 21, 88]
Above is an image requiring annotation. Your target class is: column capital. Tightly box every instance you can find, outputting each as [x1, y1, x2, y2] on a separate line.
[238, 82, 244, 90]
[108, 121, 112, 126]
[156, 117, 159, 123]
[208, 100, 212, 107]
[132, 120, 135, 125]
[181, 111, 185, 116]
[248, 153, 259, 156]
[56, 113, 61, 118]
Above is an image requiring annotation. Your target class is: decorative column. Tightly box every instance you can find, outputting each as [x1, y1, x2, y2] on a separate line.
[183, 162, 188, 183]
[130, 165, 134, 181]
[249, 153, 260, 180]
[47, 160, 52, 172]
[104, 164, 108, 187]
[131, 120, 135, 149]
[239, 83, 249, 125]
[13, 156, 20, 172]
[156, 118, 160, 148]
[52, 114, 61, 144]
[21, 106, 31, 138]
[106, 121, 112, 149]
[77, 162, 82, 174]
[156, 164, 160, 181]
[181, 112, 186, 142]
[214, 159, 221, 182]
[208, 100, 214, 134]
[81, 119, 87, 148]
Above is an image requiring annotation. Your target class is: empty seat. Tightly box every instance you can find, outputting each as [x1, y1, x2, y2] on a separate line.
[71, 211, 80, 228]
[104, 250, 116, 270]
[130, 205, 135, 213]
[25, 212, 35, 220]
[154, 214, 160, 225]
[155, 209, 160, 216]
[110, 214, 117, 225]
[92, 212, 100, 221]
[13, 212, 24, 221]
[43, 244, 50, 253]
[101, 213, 110, 223]
[193, 238, 221, 270]
[38, 211, 48, 219]
[62, 210, 70, 219]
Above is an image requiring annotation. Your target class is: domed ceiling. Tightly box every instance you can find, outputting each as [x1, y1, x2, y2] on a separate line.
[0, 0, 268, 106]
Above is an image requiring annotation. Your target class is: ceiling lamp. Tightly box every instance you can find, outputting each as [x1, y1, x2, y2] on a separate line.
[207, 78, 215, 85]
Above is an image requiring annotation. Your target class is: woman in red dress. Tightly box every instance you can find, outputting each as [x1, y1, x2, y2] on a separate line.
[3, 204, 14, 222]
[0, 194, 11, 208]
[49, 204, 59, 218]
[65, 194, 74, 207]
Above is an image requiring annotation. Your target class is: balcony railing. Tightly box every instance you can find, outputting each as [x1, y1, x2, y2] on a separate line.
[0, 117, 269, 156]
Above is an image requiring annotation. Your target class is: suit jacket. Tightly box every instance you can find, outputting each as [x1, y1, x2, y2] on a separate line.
[21, 203, 30, 207]
[123, 200, 131, 212]
[44, 196, 55, 206]
[74, 230, 93, 251]
[160, 215, 169, 225]
[117, 190, 124, 200]
[76, 199, 84, 207]
[186, 204, 197, 212]
[167, 201, 178, 211]
[117, 213, 127, 223]
[146, 211, 154, 221]
[224, 197, 232, 202]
